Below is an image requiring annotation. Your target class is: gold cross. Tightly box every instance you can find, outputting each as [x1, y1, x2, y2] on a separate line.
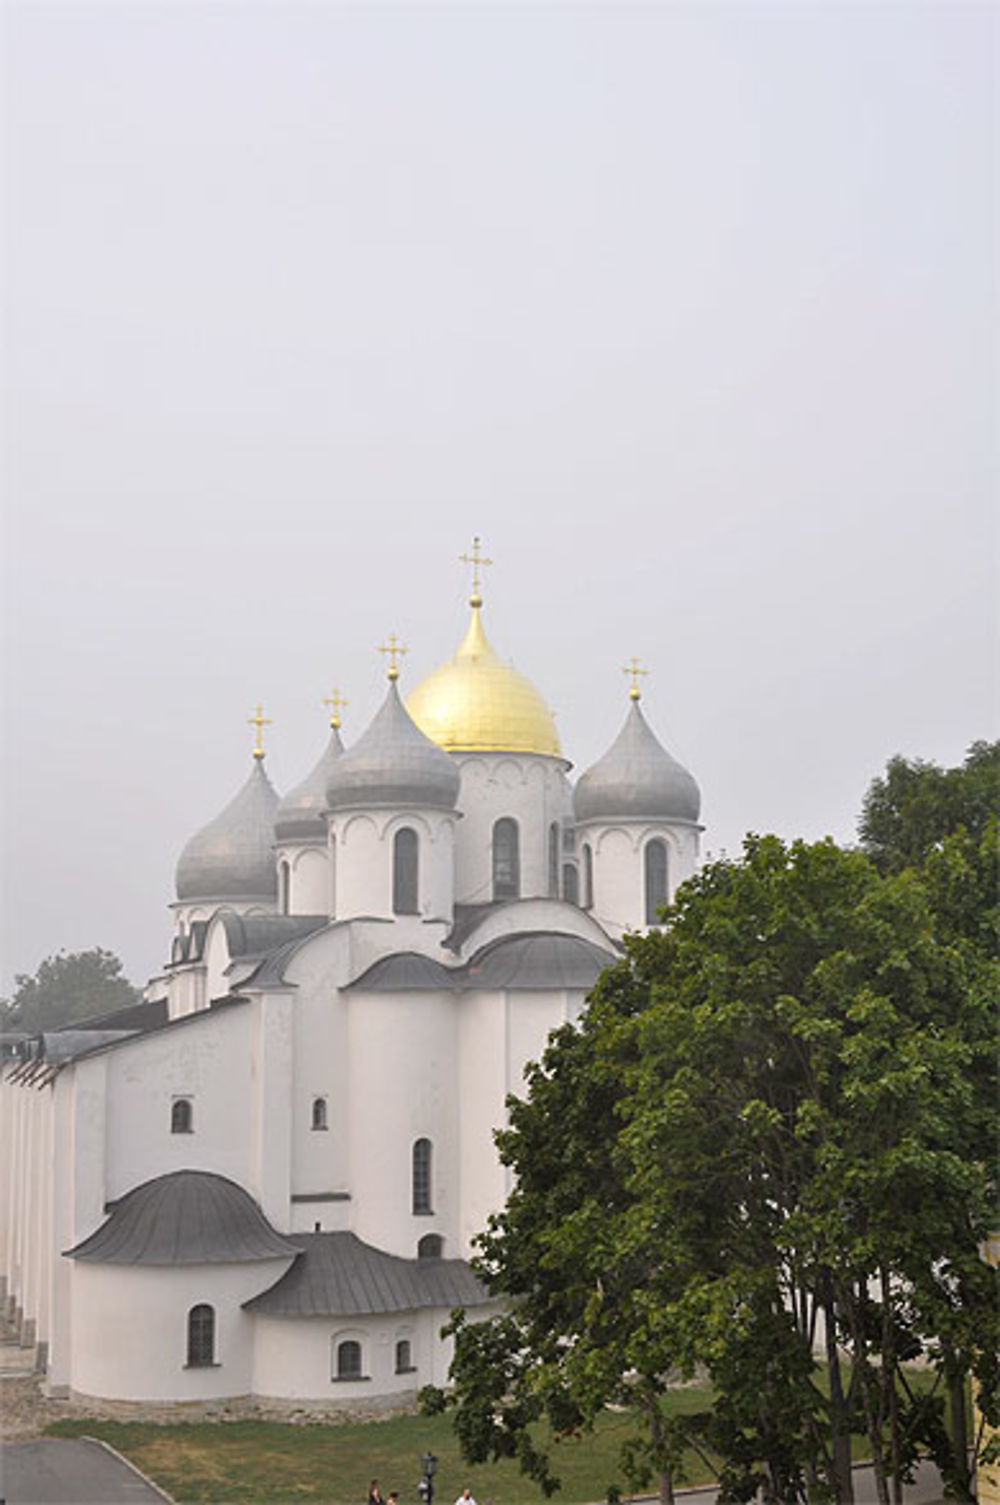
[248, 702, 272, 758]
[322, 688, 348, 730]
[378, 633, 408, 681]
[459, 535, 493, 605]
[622, 657, 649, 701]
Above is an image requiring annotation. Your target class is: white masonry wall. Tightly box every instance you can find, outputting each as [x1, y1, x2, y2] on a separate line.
[451, 754, 574, 906]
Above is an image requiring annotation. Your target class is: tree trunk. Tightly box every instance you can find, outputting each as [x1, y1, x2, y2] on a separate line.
[657, 1469, 675, 1505]
[649, 1404, 675, 1505]
[880, 1268, 903, 1505]
[823, 1286, 855, 1504]
[948, 1366, 973, 1503]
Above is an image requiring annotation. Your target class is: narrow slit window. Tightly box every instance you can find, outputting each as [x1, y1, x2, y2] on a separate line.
[393, 828, 419, 915]
[412, 1138, 432, 1214]
[395, 1338, 413, 1372]
[279, 859, 291, 915]
[186, 1304, 215, 1367]
[563, 863, 579, 906]
[582, 843, 594, 910]
[492, 818, 520, 901]
[171, 1097, 193, 1134]
[645, 838, 668, 924]
[311, 1096, 328, 1131]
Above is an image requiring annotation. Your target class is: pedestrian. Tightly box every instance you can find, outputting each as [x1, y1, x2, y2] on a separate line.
[453, 1491, 477, 1505]
[387, 1494, 399, 1503]
[368, 1482, 384, 1505]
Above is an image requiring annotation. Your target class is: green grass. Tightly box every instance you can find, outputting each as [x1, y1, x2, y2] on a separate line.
[46, 1390, 718, 1504]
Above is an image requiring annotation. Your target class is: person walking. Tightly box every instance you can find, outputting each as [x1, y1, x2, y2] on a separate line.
[367, 1482, 384, 1505]
[453, 1491, 477, 1505]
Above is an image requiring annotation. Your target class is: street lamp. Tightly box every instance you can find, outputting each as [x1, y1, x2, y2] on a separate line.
[417, 1450, 438, 1504]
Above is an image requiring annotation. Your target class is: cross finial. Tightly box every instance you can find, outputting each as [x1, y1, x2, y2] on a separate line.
[378, 633, 408, 682]
[322, 688, 348, 730]
[248, 702, 272, 758]
[459, 535, 493, 607]
[622, 657, 649, 701]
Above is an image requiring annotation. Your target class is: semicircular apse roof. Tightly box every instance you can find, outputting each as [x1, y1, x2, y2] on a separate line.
[65, 1170, 298, 1265]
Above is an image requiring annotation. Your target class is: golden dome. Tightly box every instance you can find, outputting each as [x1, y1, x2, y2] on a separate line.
[406, 603, 562, 758]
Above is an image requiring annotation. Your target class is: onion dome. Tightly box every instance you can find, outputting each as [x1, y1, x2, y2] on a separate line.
[275, 726, 344, 841]
[574, 698, 700, 824]
[66, 1170, 298, 1265]
[326, 679, 460, 812]
[176, 757, 280, 901]
[407, 601, 562, 757]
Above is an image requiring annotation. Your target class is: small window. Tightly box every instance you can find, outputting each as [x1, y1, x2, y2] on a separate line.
[563, 863, 579, 906]
[412, 1138, 432, 1215]
[186, 1303, 215, 1367]
[645, 838, 668, 924]
[418, 1233, 443, 1260]
[492, 818, 520, 901]
[548, 822, 560, 897]
[336, 1339, 362, 1380]
[582, 843, 594, 910]
[311, 1096, 328, 1131]
[395, 1338, 414, 1372]
[393, 828, 419, 915]
[279, 859, 291, 915]
[171, 1097, 193, 1134]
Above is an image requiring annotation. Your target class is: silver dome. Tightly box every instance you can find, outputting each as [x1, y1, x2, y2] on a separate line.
[274, 728, 344, 841]
[175, 759, 281, 900]
[325, 681, 460, 812]
[573, 701, 700, 824]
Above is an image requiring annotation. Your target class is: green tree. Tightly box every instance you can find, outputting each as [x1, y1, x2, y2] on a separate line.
[0, 948, 141, 1034]
[440, 832, 997, 1504]
[858, 740, 1000, 877]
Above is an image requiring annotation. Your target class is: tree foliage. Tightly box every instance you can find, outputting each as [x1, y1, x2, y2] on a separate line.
[435, 745, 999, 1505]
[0, 948, 141, 1034]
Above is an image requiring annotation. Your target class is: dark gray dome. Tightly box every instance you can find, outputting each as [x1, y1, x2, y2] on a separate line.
[175, 759, 280, 901]
[274, 728, 344, 840]
[66, 1170, 298, 1265]
[573, 701, 700, 824]
[326, 681, 460, 812]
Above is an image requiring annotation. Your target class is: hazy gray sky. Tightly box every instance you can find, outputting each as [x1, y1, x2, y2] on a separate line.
[3, 0, 996, 992]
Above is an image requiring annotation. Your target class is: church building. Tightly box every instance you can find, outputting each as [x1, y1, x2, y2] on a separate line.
[0, 546, 702, 1409]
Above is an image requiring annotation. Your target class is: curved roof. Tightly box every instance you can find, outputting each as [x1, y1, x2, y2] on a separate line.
[326, 681, 460, 812]
[176, 760, 280, 901]
[407, 604, 562, 758]
[346, 951, 459, 992]
[274, 727, 344, 841]
[244, 1230, 489, 1316]
[465, 931, 616, 990]
[573, 700, 700, 824]
[65, 1170, 298, 1265]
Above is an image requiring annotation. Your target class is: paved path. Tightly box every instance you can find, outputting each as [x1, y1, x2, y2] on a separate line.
[624, 1457, 948, 1503]
[0, 1437, 171, 1503]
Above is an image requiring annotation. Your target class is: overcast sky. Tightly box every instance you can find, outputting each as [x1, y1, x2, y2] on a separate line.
[2, 0, 996, 993]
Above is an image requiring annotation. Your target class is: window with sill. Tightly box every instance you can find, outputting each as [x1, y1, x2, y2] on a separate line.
[186, 1303, 215, 1367]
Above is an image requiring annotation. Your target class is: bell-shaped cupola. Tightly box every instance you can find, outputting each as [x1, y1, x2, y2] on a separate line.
[324, 644, 459, 926]
[175, 715, 281, 906]
[572, 669, 701, 935]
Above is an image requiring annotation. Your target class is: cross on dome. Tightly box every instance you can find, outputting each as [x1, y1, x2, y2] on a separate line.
[622, 658, 649, 701]
[247, 703, 272, 758]
[322, 688, 348, 730]
[378, 634, 408, 681]
[459, 535, 493, 607]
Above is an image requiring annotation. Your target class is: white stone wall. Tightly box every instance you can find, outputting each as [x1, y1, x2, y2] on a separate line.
[576, 818, 701, 937]
[274, 842, 329, 916]
[327, 810, 456, 924]
[252, 1305, 459, 1400]
[68, 1259, 292, 1402]
[451, 754, 573, 906]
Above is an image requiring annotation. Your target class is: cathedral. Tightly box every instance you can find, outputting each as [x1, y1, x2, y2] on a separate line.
[0, 546, 702, 1409]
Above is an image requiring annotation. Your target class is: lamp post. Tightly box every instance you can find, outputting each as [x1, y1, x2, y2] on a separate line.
[417, 1450, 438, 1504]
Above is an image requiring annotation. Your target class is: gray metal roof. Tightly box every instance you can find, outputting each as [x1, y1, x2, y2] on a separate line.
[325, 682, 460, 812]
[274, 728, 344, 840]
[573, 700, 701, 824]
[243, 1231, 489, 1316]
[346, 951, 460, 991]
[176, 760, 281, 901]
[221, 912, 327, 961]
[65, 1170, 298, 1265]
[464, 932, 616, 990]
[42, 1029, 140, 1062]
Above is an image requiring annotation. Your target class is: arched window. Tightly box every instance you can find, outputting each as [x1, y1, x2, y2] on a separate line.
[548, 823, 560, 897]
[418, 1233, 443, 1259]
[395, 1338, 414, 1372]
[492, 818, 520, 901]
[279, 860, 291, 915]
[412, 1138, 432, 1214]
[582, 843, 594, 910]
[336, 1339, 362, 1380]
[329, 831, 337, 918]
[186, 1304, 215, 1367]
[311, 1096, 328, 1131]
[171, 1097, 193, 1134]
[563, 863, 579, 905]
[645, 838, 668, 924]
[393, 828, 419, 915]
